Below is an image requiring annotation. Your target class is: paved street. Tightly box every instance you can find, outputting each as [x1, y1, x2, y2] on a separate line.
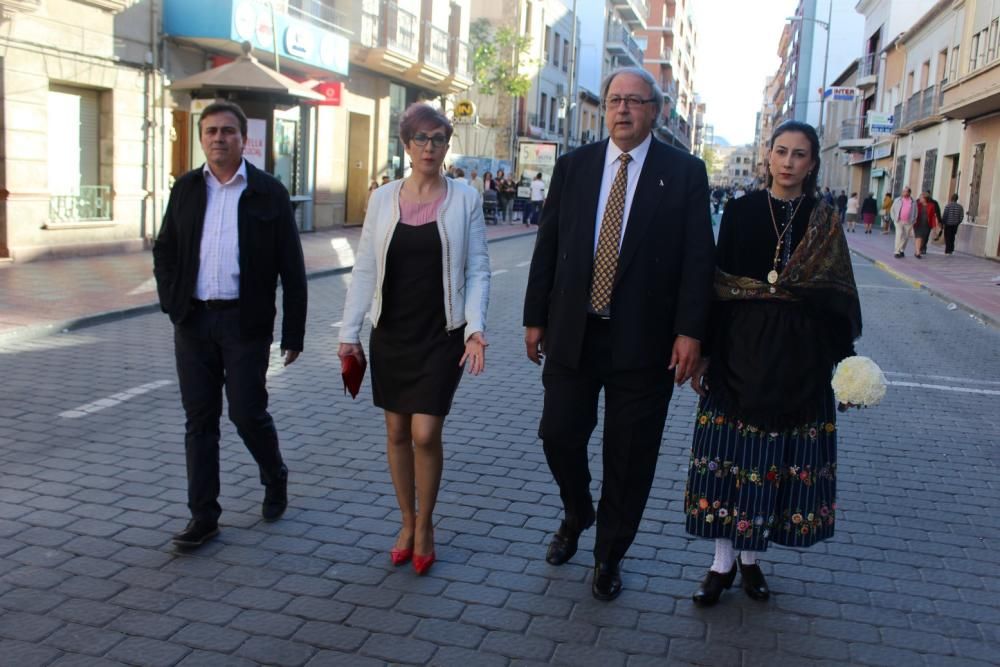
[1, 234, 999, 666]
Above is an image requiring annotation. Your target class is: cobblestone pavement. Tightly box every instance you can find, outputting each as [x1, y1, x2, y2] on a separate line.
[1, 236, 999, 666]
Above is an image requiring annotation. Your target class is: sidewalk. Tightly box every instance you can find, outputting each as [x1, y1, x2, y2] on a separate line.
[845, 227, 1000, 327]
[0, 222, 536, 340]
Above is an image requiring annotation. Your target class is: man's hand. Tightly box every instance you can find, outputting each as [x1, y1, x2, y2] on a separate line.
[282, 350, 301, 367]
[689, 357, 710, 397]
[525, 326, 546, 365]
[668, 335, 701, 386]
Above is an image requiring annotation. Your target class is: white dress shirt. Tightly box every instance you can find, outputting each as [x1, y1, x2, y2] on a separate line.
[195, 160, 247, 300]
[593, 133, 652, 255]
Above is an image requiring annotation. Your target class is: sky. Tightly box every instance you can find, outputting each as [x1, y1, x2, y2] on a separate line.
[688, 0, 800, 146]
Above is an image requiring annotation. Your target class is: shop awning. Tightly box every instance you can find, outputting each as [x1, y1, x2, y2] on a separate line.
[169, 41, 325, 102]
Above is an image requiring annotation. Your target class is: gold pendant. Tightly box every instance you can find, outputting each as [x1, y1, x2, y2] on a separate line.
[767, 269, 779, 285]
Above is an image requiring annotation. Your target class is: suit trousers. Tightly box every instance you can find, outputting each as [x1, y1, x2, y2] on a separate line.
[894, 221, 913, 254]
[540, 317, 674, 564]
[173, 306, 285, 523]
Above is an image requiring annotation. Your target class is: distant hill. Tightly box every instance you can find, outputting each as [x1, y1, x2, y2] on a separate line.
[713, 137, 731, 147]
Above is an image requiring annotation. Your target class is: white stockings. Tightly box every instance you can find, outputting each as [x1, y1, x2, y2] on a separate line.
[711, 538, 761, 572]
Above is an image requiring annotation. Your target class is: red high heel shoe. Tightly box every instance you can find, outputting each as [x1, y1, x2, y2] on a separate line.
[390, 548, 413, 566]
[412, 551, 436, 575]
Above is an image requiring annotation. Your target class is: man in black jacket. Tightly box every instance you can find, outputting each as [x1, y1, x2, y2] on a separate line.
[153, 101, 307, 548]
[523, 67, 714, 600]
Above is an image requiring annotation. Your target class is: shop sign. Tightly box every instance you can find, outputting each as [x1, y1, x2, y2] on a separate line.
[453, 100, 475, 124]
[823, 86, 860, 101]
[867, 111, 894, 135]
[255, 10, 273, 49]
[320, 33, 349, 74]
[284, 24, 314, 59]
[871, 168, 886, 177]
[311, 81, 342, 106]
[234, 2, 255, 42]
[244, 118, 267, 170]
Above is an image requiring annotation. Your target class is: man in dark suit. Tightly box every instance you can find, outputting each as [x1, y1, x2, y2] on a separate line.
[153, 101, 307, 548]
[523, 67, 714, 600]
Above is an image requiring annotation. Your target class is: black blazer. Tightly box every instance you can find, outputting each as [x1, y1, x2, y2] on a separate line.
[523, 137, 715, 370]
[152, 161, 308, 351]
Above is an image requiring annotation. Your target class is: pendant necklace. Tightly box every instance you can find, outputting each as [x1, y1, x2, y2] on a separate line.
[765, 191, 805, 285]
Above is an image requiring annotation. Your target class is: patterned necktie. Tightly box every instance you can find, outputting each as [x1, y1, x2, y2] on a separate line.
[590, 153, 632, 314]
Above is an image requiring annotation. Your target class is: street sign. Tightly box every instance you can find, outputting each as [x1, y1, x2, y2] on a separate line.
[823, 86, 860, 101]
[867, 111, 894, 135]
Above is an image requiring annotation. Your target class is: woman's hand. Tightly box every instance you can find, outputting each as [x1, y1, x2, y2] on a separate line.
[338, 342, 365, 364]
[460, 332, 488, 376]
[689, 357, 710, 397]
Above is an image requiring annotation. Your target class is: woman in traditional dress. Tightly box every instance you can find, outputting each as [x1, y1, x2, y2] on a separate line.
[339, 103, 490, 575]
[684, 121, 861, 606]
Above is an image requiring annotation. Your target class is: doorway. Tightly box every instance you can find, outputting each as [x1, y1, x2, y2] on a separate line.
[346, 113, 371, 226]
[946, 154, 959, 200]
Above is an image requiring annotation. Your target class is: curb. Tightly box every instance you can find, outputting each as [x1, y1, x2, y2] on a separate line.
[849, 247, 998, 329]
[0, 230, 539, 344]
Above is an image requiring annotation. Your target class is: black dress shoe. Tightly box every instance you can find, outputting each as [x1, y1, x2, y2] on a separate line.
[739, 561, 770, 601]
[592, 560, 623, 601]
[172, 520, 219, 548]
[262, 466, 288, 521]
[545, 512, 595, 565]
[692, 562, 737, 606]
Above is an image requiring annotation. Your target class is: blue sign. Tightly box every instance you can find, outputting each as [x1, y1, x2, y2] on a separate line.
[164, 0, 349, 76]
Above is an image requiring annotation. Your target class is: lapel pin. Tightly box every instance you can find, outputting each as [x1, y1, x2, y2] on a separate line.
[659, 179, 664, 187]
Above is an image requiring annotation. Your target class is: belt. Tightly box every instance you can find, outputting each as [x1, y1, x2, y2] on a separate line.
[191, 298, 239, 310]
[586, 312, 611, 321]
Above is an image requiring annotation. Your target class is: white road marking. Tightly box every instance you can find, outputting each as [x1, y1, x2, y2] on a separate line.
[885, 371, 1000, 387]
[127, 277, 158, 295]
[491, 269, 509, 276]
[60, 380, 173, 418]
[855, 284, 917, 291]
[330, 321, 342, 328]
[516, 261, 532, 268]
[887, 380, 1000, 396]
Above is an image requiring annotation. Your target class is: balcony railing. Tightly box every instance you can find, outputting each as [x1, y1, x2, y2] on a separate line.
[840, 117, 875, 141]
[606, 23, 644, 65]
[358, 1, 420, 56]
[50, 185, 112, 222]
[285, 0, 350, 34]
[424, 21, 449, 70]
[859, 52, 877, 79]
[900, 83, 944, 127]
[451, 38, 472, 79]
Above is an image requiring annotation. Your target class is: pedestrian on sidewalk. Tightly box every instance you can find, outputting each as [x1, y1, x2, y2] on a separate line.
[845, 192, 859, 232]
[525, 172, 546, 226]
[523, 66, 715, 602]
[685, 120, 861, 607]
[338, 103, 490, 577]
[914, 191, 937, 259]
[861, 192, 878, 234]
[891, 187, 917, 258]
[836, 190, 848, 223]
[880, 192, 893, 234]
[152, 100, 308, 549]
[941, 194, 964, 255]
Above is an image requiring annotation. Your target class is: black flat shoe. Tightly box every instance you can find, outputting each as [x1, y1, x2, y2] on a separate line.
[692, 563, 737, 606]
[592, 560, 623, 601]
[739, 561, 770, 601]
[545, 511, 595, 565]
[172, 520, 219, 548]
[262, 465, 288, 521]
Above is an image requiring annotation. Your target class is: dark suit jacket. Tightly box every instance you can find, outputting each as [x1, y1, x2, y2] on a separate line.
[523, 136, 714, 370]
[152, 161, 308, 351]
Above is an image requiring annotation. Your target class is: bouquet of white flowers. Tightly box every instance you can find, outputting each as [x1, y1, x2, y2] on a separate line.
[831, 356, 887, 410]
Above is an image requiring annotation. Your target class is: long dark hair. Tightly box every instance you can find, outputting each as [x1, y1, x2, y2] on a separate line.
[767, 120, 820, 196]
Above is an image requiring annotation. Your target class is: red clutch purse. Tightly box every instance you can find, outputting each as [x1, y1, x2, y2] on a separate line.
[341, 354, 367, 399]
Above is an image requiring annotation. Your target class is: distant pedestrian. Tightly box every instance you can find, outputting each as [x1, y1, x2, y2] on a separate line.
[526, 172, 545, 226]
[153, 100, 307, 548]
[823, 187, 834, 206]
[891, 187, 917, 258]
[496, 169, 516, 222]
[845, 192, 859, 232]
[338, 103, 490, 577]
[880, 192, 893, 234]
[861, 192, 877, 234]
[836, 190, 848, 223]
[381, 175, 391, 186]
[913, 191, 938, 259]
[941, 194, 964, 255]
[470, 169, 483, 195]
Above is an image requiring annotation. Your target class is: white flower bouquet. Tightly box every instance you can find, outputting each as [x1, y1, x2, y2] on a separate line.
[831, 356, 887, 410]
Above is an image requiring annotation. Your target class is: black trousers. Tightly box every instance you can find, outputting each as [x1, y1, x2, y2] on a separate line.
[174, 306, 285, 523]
[944, 225, 958, 254]
[539, 317, 674, 564]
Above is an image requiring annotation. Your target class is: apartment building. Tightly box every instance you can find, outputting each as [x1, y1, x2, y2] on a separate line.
[0, 0, 164, 261]
[940, 0, 1000, 258]
[818, 60, 859, 195]
[638, 0, 697, 151]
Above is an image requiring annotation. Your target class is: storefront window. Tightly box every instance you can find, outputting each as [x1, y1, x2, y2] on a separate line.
[387, 83, 408, 179]
[273, 109, 300, 193]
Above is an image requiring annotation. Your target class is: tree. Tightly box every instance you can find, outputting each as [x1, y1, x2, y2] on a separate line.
[701, 146, 722, 180]
[470, 19, 533, 98]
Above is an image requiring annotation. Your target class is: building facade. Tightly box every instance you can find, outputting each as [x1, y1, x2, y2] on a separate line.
[638, 0, 698, 151]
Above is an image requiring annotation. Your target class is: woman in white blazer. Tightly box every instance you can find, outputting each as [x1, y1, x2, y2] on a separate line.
[338, 103, 490, 575]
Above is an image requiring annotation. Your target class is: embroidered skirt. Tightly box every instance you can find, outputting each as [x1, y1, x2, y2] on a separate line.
[683, 390, 837, 551]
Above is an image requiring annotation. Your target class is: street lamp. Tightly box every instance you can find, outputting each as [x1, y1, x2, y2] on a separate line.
[787, 1, 832, 138]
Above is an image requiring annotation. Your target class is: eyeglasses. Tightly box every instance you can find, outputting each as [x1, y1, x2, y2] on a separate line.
[602, 95, 656, 110]
[411, 133, 448, 148]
